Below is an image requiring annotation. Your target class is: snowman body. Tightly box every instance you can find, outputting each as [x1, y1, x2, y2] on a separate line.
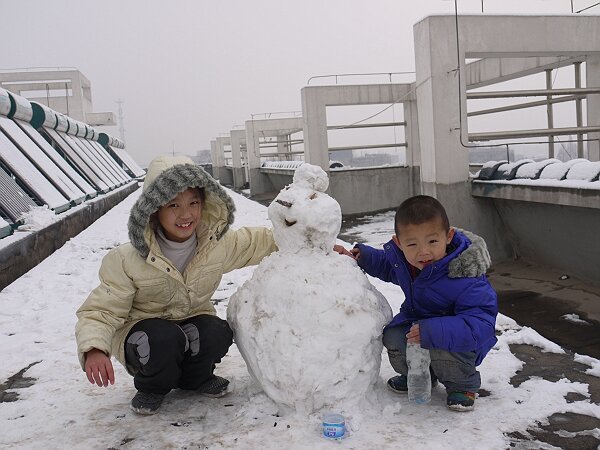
[227, 164, 392, 413]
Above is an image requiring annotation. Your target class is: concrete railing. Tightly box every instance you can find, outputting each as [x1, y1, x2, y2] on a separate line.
[0, 183, 139, 291]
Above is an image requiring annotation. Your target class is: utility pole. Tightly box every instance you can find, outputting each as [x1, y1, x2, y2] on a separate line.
[116, 99, 126, 143]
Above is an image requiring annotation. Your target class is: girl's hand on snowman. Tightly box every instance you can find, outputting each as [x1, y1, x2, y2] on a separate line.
[406, 324, 421, 344]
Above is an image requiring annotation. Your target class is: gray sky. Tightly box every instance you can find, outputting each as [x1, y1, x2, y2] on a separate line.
[1, 0, 593, 165]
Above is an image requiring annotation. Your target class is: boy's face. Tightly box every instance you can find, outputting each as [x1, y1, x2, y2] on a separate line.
[157, 187, 203, 242]
[392, 217, 454, 270]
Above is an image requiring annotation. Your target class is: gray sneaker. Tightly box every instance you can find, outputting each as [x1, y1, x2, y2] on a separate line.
[197, 376, 230, 398]
[130, 391, 165, 415]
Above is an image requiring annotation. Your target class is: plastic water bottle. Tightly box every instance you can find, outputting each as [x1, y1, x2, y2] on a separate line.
[406, 342, 431, 404]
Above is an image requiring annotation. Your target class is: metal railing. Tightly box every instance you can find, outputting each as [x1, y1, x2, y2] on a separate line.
[467, 61, 600, 159]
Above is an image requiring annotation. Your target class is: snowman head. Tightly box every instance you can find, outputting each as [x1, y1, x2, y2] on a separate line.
[268, 164, 341, 253]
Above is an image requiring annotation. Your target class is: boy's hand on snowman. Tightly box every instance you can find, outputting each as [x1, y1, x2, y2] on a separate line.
[85, 348, 115, 387]
[406, 324, 421, 344]
[333, 244, 359, 260]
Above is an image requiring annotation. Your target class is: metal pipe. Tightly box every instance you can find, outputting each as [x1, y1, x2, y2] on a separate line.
[469, 126, 600, 141]
[307, 72, 415, 85]
[575, 62, 584, 158]
[546, 70, 555, 158]
[327, 121, 406, 130]
[260, 139, 303, 145]
[259, 151, 305, 157]
[328, 142, 407, 152]
[467, 87, 600, 99]
[467, 95, 580, 117]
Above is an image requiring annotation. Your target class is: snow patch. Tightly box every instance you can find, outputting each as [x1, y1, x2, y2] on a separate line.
[17, 205, 60, 231]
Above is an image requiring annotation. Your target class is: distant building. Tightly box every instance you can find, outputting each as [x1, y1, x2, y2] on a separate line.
[0, 68, 116, 127]
[191, 149, 212, 165]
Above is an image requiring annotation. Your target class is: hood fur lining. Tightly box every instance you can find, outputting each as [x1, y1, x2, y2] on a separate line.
[128, 164, 235, 257]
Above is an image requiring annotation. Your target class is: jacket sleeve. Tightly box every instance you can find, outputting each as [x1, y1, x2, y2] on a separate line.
[356, 243, 396, 283]
[75, 249, 136, 370]
[418, 279, 497, 356]
[221, 226, 278, 273]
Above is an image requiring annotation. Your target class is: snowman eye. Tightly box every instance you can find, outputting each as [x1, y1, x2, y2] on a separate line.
[276, 199, 293, 208]
[309, 192, 317, 200]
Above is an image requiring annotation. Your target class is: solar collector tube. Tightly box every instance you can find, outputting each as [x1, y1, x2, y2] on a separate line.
[0, 168, 39, 222]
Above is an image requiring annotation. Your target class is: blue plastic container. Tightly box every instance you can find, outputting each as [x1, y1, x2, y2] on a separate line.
[322, 413, 345, 439]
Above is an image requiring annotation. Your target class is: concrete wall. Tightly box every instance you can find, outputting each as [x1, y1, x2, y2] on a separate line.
[0, 183, 138, 291]
[259, 166, 419, 216]
[427, 181, 515, 265]
[330, 166, 419, 216]
[486, 197, 599, 285]
[261, 168, 294, 193]
[470, 182, 600, 284]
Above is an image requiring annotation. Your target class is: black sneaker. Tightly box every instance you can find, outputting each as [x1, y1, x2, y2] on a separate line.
[197, 375, 230, 398]
[387, 375, 438, 394]
[130, 391, 165, 415]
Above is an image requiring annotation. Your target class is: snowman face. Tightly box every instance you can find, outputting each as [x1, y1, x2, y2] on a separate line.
[268, 183, 341, 254]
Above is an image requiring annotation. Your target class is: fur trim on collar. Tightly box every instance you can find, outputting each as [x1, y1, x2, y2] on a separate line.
[128, 163, 235, 257]
[448, 228, 491, 278]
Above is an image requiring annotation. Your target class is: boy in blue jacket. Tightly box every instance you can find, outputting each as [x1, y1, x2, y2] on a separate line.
[335, 195, 497, 411]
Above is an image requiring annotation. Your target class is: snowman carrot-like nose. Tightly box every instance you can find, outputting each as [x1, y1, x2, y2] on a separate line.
[276, 199, 293, 207]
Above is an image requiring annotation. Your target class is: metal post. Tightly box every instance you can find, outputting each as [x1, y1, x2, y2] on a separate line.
[575, 62, 584, 157]
[546, 69, 555, 158]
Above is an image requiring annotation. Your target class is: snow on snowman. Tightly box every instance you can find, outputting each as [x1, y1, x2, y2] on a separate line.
[227, 163, 392, 414]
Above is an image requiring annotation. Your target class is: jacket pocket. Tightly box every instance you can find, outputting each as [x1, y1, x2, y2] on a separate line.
[133, 278, 171, 314]
[191, 263, 223, 298]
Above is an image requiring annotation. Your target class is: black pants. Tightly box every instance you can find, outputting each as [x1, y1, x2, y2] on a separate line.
[124, 315, 233, 394]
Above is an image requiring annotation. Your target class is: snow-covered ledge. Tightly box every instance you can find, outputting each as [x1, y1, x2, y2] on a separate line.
[472, 159, 600, 209]
[471, 179, 600, 209]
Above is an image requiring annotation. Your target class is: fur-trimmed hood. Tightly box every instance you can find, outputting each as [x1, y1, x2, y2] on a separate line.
[128, 155, 235, 257]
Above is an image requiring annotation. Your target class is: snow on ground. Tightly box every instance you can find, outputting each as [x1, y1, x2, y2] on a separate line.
[1, 187, 600, 449]
[561, 313, 591, 325]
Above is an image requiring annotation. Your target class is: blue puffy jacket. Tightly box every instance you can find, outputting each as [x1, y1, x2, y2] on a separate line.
[356, 231, 498, 365]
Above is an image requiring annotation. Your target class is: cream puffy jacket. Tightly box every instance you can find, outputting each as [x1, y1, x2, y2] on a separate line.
[75, 155, 276, 373]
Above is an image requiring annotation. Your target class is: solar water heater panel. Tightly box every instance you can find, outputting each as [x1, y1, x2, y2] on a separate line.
[17, 121, 97, 199]
[0, 117, 86, 205]
[0, 216, 11, 238]
[59, 132, 121, 189]
[88, 140, 133, 182]
[0, 131, 70, 212]
[107, 145, 146, 178]
[76, 137, 130, 185]
[44, 128, 110, 193]
[0, 168, 38, 222]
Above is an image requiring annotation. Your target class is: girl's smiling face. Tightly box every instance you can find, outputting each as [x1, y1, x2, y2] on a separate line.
[392, 217, 454, 270]
[157, 187, 202, 242]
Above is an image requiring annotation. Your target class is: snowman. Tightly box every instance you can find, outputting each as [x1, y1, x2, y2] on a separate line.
[227, 163, 392, 414]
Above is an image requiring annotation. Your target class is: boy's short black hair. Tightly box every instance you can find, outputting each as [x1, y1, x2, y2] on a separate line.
[394, 195, 450, 236]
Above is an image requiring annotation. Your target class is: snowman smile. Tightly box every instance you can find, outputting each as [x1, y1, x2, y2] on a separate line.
[284, 219, 297, 226]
